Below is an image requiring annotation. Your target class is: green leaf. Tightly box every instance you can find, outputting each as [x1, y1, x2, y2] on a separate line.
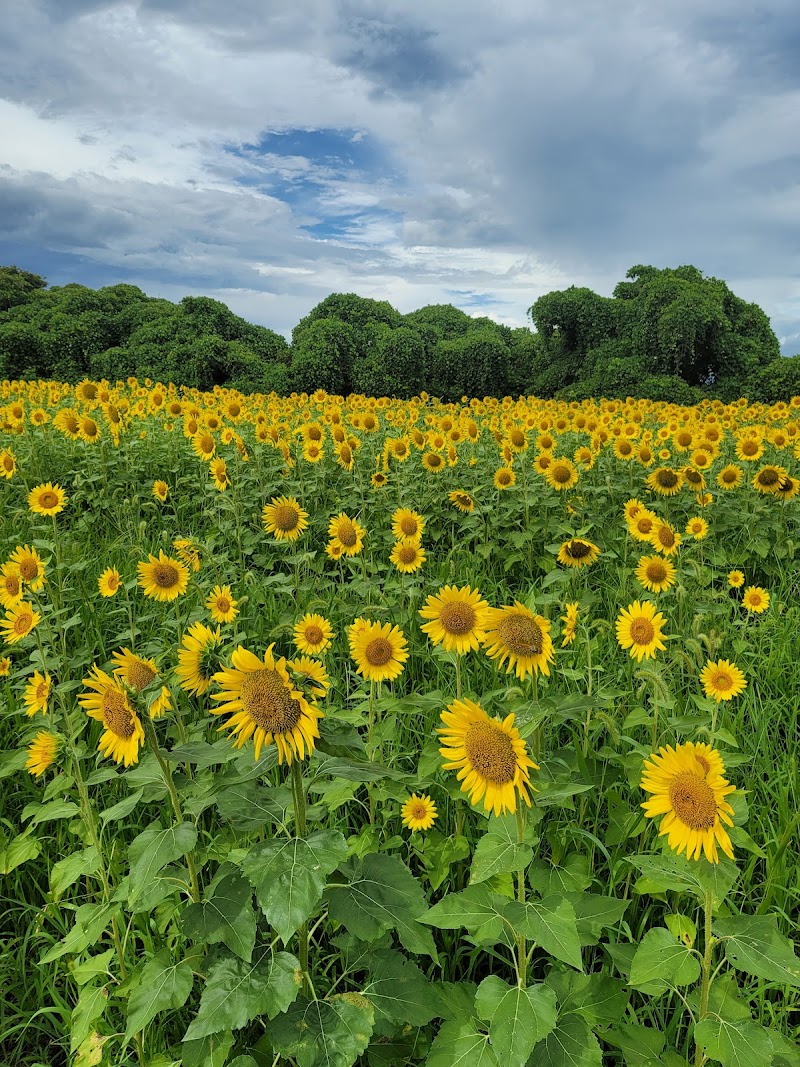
[565, 894, 629, 945]
[714, 915, 800, 987]
[182, 1031, 235, 1067]
[74, 1032, 110, 1067]
[71, 984, 108, 1053]
[602, 1023, 665, 1066]
[100, 788, 144, 824]
[529, 854, 592, 895]
[707, 973, 754, 1022]
[628, 853, 738, 908]
[695, 1019, 774, 1067]
[362, 948, 441, 1026]
[557, 973, 629, 1027]
[504, 896, 583, 971]
[128, 822, 197, 905]
[216, 781, 292, 830]
[242, 830, 347, 944]
[22, 799, 80, 826]
[421, 884, 509, 944]
[184, 949, 301, 1041]
[469, 814, 534, 885]
[0, 831, 41, 874]
[326, 853, 437, 958]
[426, 1017, 499, 1067]
[629, 928, 701, 994]
[69, 950, 114, 987]
[314, 755, 410, 783]
[533, 1013, 603, 1067]
[475, 976, 557, 1066]
[270, 994, 375, 1067]
[50, 847, 101, 902]
[182, 871, 256, 962]
[770, 1030, 800, 1067]
[40, 903, 121, 964]
[126, 951, 194, 1040]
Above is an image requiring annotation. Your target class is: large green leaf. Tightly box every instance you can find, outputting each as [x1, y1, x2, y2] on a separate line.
[70, 983, 108, 1053]
[40, 903, 121, 964]
[182, 871, 256, 962]
[556, 973, 629, 1027]
[713, 915, 800, 987]
[695, 1019, 774, 1067]
[469, 814, 534, 885]
[601, 1023, 665, 1066]
[125, 951, 194, 1040]
[426, 1018, 499, 1067]
[269, 994, 375, 1067]
[242, 830, 347, 943]
[183, 949, 301, 1041]
[181, 1031, 234, 1067]
[0, 830, 41, 874]
[504, 896, 583, 971]
[50, 846, 100, 902]
[420, 885, 509, 943]
[629, 928, 701, 994]
[533, 1013, 603, 1067]
[127, 823, 198, 905]
[362, 948, 441, 1026]
[564, 894, 629, 945]
[215, 781, 292, 830]
[628, 853, 738, 908]
[474, 976, 557, 1066]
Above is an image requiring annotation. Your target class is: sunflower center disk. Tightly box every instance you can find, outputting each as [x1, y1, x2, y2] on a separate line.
[40, 492, 58, 508]
[647, 563, 667, 583]
[712, 672, 732, 692]
[658, 529, 675, 547]
[14, 613, 32, 634]
[337, 523, 358, 547]
[410, 803, 428, 820]
[103, 691, 136, 737]
[629, 618, 655, 645]
[365, 637, 393, 666]
[19, 560, 37, 580]
[217, 598, 230, 613]
[305, 625, 323, 645]
[566, 541, 590, 559]
[439, 601, 477, 635]
[637, 518, 653, 533]
[668, 772, 718, 829]
[400, 519, 418, 537]
[128, 662, 156, 691]
[552, 465, 571, 483]
[464, 722, 517, 784]
[498, 615, 543, 656]
[398, 546, 417, 564]
[657, 471, 679, 488]
[241, 669, 302, 733]
[273, 505, 300, 531]
[759, 469, 779, 486]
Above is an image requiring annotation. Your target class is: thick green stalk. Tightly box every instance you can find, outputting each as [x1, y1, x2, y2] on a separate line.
[291, 761, 311, 991]
[694, 887, 714, 1067]
[516, 805, 527, 987]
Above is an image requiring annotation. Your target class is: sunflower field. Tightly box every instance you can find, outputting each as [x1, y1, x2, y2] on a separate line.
[1, 379, 799, 1067]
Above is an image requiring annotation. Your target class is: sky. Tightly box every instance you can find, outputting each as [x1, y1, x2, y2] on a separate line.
[1, 0, 799, 351]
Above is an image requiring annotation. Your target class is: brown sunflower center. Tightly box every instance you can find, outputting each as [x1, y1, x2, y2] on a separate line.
[107, 574, 120, 590]
[656, 469, 679, 488]
[273, 505, 300, 532]
[464, 721, 517, 784]
[758, 468, 779, 486]
[153, 563, 180, 589]
[439, 600, 477, 635]
[337, 521, 358, 547]
[426, 454, 443, 468]
[36, 680, 48, 700]
[409, 801, 428, 820]
[398, 545, 418, 564]
[240, 668, 302, 733]
[636, 517, 654, 533]
[127, 660, 156, 691]
[552, 464, 572, 484]
[83, 419, 98, 436]
[5, 575, 20, 596]
[646, 561, 668, 583]
[741, 440, 759, 455]
[711, 671, 733, 692]
[400, 516, 419, 537]
[566, 540, 590, 559]
[364, 637, 393, 666]
[304, 625, 323, 646]
[629, 617, 655, 645]
[668, 772, 717, 829]
[2, 456, 13, 471]
[618, 441, 633, 455]
[103, 689, 136, 737]
[13, 611, 33, 634]
[199, 434, 214, 453]
[216, 597, 231, 613]
[39, 491, 58, 509]
[657, 526, 676, 548]
[18, 559, 38, 580]
[497, 614, 543, 656]
[497, 471, 512, 485]
[685, 469, 702, 485]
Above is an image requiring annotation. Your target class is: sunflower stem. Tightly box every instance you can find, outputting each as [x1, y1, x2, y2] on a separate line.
[455, 655, 462, 701]
[515, 805, 527, 987]
[291, 760, 311, 993]
[694, 886, 714, 1067]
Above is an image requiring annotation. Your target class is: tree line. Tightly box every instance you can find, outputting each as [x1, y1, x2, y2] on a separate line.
[1, 264, 797, 401]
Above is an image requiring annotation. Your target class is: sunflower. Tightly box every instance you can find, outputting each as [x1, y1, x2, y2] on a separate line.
[262, 496, 309, 542]
[752, 465, 787, 495]
[533, 452, 552, 475]
[390, 540, 426, 574]
[682, 466, 705, 492]
[683, 516, 708, 541]
[640, 741, 735, 863]
[401, 793, 438, 832]
[293, 613, 334, 656]
[624, 498, 645, 522]
[615, 601, 667, 661]
[448, 490, 475, 513]
[211, 644, 322, 764]
[98, 566, 121, 598]
[350, 621, 409, 682]
[699, 659, 747, 702]
[210, 457, 230, 490]
[635, 554, 676, 594]
[494, 466, 516, 490]
[419, 585, 490, 654]
[173, 538, 202, 573]
[560, 602, 579, 646]
[111, 648, 172, 717]
[716, 464, 743, 491]
[1, 602, 41, 645]
[175, 621, 224, 696]
[775, 474, 800, 500]
[557, 538, 600, 568]
[152, 480, 169, 502]
[192, 430, 217, 461]
[137, 551, 189, 603]
[438, 698, 538, 816]
[9, 545, 46, 592]
[482, 601, 554, 679]
[328, 513, 365, 556]
[0, 656, 10, 676]
[646, 467, 684, 497]
[627, 508, 658, 542]
[0, 563, 23, 609]
[391, 508, 425, 541]
[648, 520, 682, 557]
[544, 457, 579, 491]
[79, 666, 144, 766]
[287, 655, 330, 699]
[742, 586, 769, 614]
[23, 670, 51, 717]
[371, 471, 388, 489]
[735, 437, 763, 462]
[26, 730, 60, 777]
[0, 449, 16, 479]
[325, 540, 344, 561]
[27, 483, 67, 517]
[206, 584, 239, 623]
[727, 570, 744, 589]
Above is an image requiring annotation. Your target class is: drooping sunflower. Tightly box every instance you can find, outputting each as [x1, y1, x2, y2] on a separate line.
[0, 563, 23, 609]
[9, 545, 46, 592]
[152, 480, 169, 502]
[27, 483, 67, 517]
[640, 741, 736, 863]
[615, 600, 667, 661]
[391, 508, 425, 541]
[23, 670, 51, 717]
[98, 566, 121, 598]
[699, 659, 747, 702]
[494, 466, 516, 490]
[648, 519, 682, 557]
[682, 466, 706, 492]
[206, 584, 239, 623]
[173, 538, 202, 573]
[716, 464, 743, 491]
[685, 516, 709, 541]
[26, 730, 60, 777]
[390, 540, 426, 574]
[111, 648, 172, 717]
[175, 621, 224, 696]
[557, 538, 600, 568]
[350, 621, 409, 683]
[401, 793, 438, 832]
[646, 467, 684, 497]
[544, 457, 579, 492]
[438, 698, 538, 816]
[211, 644, 322, 764]
[448, 489, 475, 513]
[482, 601, 554, 680]
[262, 496, 309, 542]
[328, 513, 365, 556]
[560, 601, 579, 646]
[1, 602, 41, 645]
[419, 585, 490, 654]
[79, 666, 144, 766]
[742, 586, 769, 614]
[727, 570, 744, 589]
[137, 551, 190, 603]
[293, 613, 334, 656]
[635, 554, 677, 594]
[775, 474, 800, 500]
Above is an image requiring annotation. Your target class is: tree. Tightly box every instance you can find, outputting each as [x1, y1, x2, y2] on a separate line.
[0, 266, 46, 313]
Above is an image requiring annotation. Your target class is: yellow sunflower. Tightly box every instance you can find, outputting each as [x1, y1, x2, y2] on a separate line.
[775, 474, 800, 500]
[98, 566, 121, 598]
[560, 601, 579, 646]
[137, 551, 190, 602]
[328, 512, 365, 556]
[211, 644, 322, 764]
[9, 545, 46, 592]
[752, 465, 787, 495]
[646, 467, 684, 497]
[0, 655, 10, 676]
[350, 621, 408, 682]
[0, 563, 23, 609]
[685, 516, 709, 540]
[391, 508, 425, 541]
[293, 613, 334, 656]
[448, 489, 475, 513]
[624, 498, 646, 522]
[699, 659, 747, 702]
[482, 601, 554, 679]
[287, 655, 330, 699]
[26, 730, 60, 777]
[627, 508, 658, 542]
[1, 602, 41, 645]
[727, 570, 744, 589]
[262, 496, 309, 542]
[419, 585, 490, 654]
[0, 449, 16, 479]
[716, 464, 743, 491]
[742, 586, 769, 614]
[175, 621, 224, 696]
[206, 584, 239, 623]
[111, 648, 172, 717]
[438, 698, 538, 816]
[615, 600, 667, 661]
[557, 538, 600, 568]
[23, 670, 51, 717]
[173, 539, 202, 573]
[544, 457, 579, 491]
[640, 741, 735, 863]
[635, 555, 676, 594]
[152, 480, 169, 502]
[421, 451, 445, 473]
[27, 483, 67, 517]
[494, 466, 516, 490]
[79, 666, 144, 766]
[401, 793, 438, 832]
[390, 540, 426, 574]
[648, 519, 682, 557]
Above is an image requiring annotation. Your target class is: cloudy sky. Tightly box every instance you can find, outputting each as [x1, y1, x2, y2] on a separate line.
[1, 0, 799, 350]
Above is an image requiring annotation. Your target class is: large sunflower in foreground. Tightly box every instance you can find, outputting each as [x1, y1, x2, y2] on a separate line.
[137, 551, 190, 603]
[557, 538, 600, 568]
[350, 620, 408, 682]
[79, 666, 144, 766]
[699, 659, 747, 702]
[175, 621, 224, 696]
[262, 496, 309, 542]
[438, 698, 538, 816]
[640, 741, 735, 863]
[111, 648, 172, 717]
[615, 600, 667, 661]
[483, 601, 554, 679]
[419, 585, 490, 654]
[211, 644, 322, 764]
[27, 482, 67, 517]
